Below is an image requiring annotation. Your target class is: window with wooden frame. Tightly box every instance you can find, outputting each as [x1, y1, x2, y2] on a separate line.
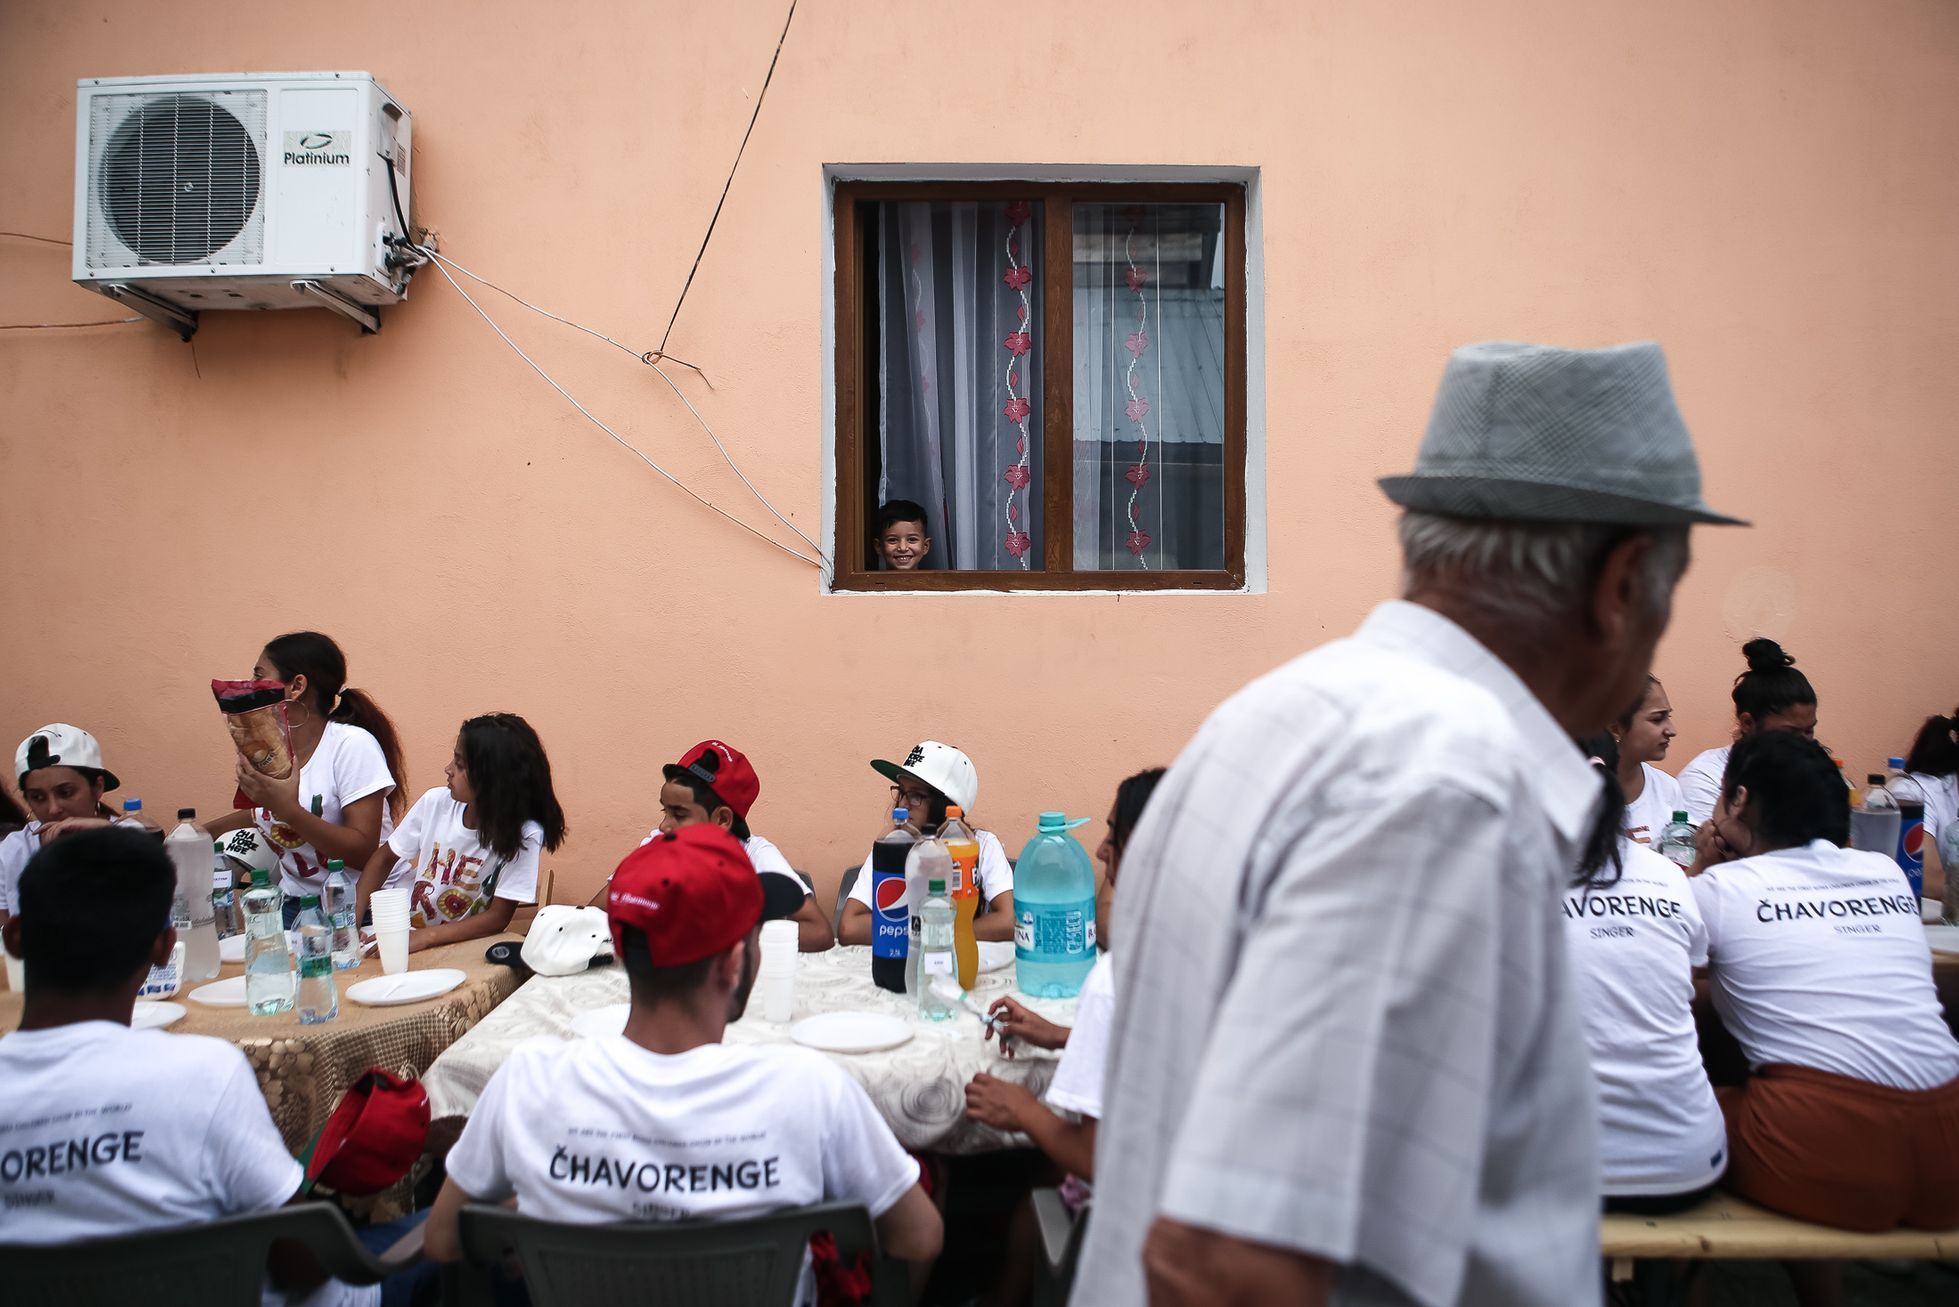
[833, 181, 1247, 590]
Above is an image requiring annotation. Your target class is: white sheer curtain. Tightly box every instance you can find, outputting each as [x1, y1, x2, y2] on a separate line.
[877, 201, 1044, 570]
[1073, 203, 1227, 571]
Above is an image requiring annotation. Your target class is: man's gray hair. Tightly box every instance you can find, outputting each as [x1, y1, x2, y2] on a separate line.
[1398, 511, 1689, 629]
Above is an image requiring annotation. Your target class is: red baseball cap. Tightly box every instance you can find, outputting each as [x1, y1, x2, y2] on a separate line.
[663, 740, 760, 839]
[607, 824, 768, 965]
[302, 1069, 430, 1195]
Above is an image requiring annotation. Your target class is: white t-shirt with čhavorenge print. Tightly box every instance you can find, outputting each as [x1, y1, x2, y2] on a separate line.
[257, 722, 396, 898]
[444, 1035, 919, 1307]
[1563, 841, 1726, 1196]
[389, 787, 541, 929]
[1692, 840, 1959, 1091]
[0, 1021, 378, 1307]
[1623, 764, 1687, 847]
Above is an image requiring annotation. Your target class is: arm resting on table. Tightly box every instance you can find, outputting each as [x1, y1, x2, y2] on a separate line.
[837, 899, 873, 947]
[1143, 1218, 1331, 1307]
[792, 893, 835, 951]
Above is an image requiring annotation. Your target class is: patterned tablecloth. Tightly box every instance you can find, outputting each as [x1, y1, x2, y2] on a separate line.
[423, 945, 1082, 1154]
[0, 935, 525, 1153]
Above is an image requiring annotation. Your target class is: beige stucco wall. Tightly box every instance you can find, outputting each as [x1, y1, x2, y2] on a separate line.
[3, 0, 1955, 907]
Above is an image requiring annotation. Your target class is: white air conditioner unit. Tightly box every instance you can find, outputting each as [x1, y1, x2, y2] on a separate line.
[72, 71, 415, 339]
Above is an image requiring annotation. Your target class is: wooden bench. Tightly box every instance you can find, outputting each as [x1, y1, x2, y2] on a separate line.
[1601, 1193, 1959, 1303]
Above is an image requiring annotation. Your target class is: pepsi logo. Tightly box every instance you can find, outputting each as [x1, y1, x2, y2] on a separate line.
[1904, 825, 1926, 859]
[874, 876, 908, 919]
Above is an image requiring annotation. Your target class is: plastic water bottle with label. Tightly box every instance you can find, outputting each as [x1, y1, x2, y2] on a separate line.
[1656, 810, 1697, 870]
[904, 827, 953, 998]
[294, 895, 338, 1025]
[323, 859, 361, 970]
[1850, 774, 1903, 876]
[242, 868, 295, 1015]
[916, 878, 956, 1021]
[1013, 812, 1099, 998]
[167, 808, 222, 980]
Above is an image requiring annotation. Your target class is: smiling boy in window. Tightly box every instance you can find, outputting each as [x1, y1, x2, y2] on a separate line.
[873, 499, 932, 571]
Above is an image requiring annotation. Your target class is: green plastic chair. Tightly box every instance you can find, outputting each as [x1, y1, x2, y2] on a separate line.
[0, 1202, 417, 1307]
[451, 1200, 903, 1307]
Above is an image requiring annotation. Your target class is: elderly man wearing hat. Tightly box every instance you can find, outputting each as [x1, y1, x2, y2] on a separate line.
[425, 825, 943, 1295]
[1073, 342, 1742, 1307]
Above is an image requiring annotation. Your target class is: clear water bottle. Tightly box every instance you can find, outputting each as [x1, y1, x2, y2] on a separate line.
[323, 859, 361, 970]
[1013, 812, 1099, 998]
[869, 808, 916, 994]
[1657, 810, 1697, 870]
[916, 878, 956, 1021]
[242, 868, 295, 1016]
[121, 797, 163, 836]
[1885, 759, 1928, 897]
[167, 808, 222, 981]
[904, 828, 953, 998]
[1850, 774, 1903, 872]
[294, 896, 338, 1025]
[211, 842, 242, 940]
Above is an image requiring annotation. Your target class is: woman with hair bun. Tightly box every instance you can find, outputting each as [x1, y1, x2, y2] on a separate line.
[1675, 638, 1817, 825]
[207, 632, 406, 922]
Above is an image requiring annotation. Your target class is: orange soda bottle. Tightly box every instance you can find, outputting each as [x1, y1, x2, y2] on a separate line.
[941, 805, 982, 989]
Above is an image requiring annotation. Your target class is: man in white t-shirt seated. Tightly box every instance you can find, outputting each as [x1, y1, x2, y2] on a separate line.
[425, 825, 941, 1300]
[590, 739, 833, 951]
[0, 828, 407, 1306]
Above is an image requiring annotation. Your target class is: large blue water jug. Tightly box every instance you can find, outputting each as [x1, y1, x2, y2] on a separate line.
[1013, 812, 1098, 998]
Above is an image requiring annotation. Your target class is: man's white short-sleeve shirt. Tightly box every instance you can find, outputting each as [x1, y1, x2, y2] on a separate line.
[1073, 601, 1605, 1307]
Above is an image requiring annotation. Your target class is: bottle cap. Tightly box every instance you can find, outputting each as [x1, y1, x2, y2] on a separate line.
[1868, 774, 1888, 785]
[928, 878, 945, 894]
[327, 859, 344, 871]
[946, 805, 963, 818]
[1672, 811, 1689, 823]
[250, 868, 271, 886]
[1036, 812, 1091, 832]
[892, 807, 909, 822]
[1888, 757, 1907, 769]
[920, 823, 939, 836]
[301, 894, 321, 907]
[123, 799, 142, 812]
[177, 807, 196, 820]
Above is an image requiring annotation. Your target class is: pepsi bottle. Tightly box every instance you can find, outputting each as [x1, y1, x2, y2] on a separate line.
[870, 808, 916, 992]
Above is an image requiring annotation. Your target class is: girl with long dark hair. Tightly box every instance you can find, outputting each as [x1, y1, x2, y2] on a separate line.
[1675, 638, 1818, 824]
[358, 713, 567, 952]
[207, 632, 405, 917]
[1610, 675, 1685, 844]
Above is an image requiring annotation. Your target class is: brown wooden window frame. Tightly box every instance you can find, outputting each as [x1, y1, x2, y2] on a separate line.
[831, 180, 1248, 592]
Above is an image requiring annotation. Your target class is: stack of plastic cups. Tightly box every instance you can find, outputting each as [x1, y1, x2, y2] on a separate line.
[370, 887, 412, 975]
[758, 919, 798, 1023]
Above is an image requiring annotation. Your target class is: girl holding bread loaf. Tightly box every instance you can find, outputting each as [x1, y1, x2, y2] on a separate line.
[207, 632, 406, 922]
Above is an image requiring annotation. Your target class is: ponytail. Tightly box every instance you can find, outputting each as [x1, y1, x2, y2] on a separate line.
[262, 631, 408, 821]
[332, 688, 409, 822]
[1905, 709, 1959, 779]
[1573, 732, 1625, 890]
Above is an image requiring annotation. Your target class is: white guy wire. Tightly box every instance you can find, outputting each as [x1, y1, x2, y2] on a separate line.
[417, 251, 823, 571]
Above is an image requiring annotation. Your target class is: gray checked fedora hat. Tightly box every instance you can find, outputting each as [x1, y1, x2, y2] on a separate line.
[1380, 340, 1745, 526]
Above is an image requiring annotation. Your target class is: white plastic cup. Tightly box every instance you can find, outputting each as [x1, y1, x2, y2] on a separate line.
[370, 887, 409, 919]
[376, 927, 409, 975]
[760, 969, 794, 1023]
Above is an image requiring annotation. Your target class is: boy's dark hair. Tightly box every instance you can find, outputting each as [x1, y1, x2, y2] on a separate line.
[1721, 731, 1849, 849]
[1108, 768, 1167, 857]
[872, 499, 929, 537]
[459, 713, 569, 860]
[1731, 638, 1816, 728]
[1905, 708, 1959, 779]
[668, 771, 747, 841]
[17, 827, 173, 992]
[263, 631, 409, 821]
[617, 923, 755, 1005]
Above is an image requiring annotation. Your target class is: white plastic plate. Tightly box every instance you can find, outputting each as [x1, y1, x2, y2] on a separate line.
[344, 968, 466, 1007]
[131, 1000, 187, 1030]
[219, 935, 247, 964]
[1924, 924, 1959, 956]
[188, 976, 249, 1007]
[790, 1011, 913, 1054]
[570, 1003, 631, 1040]
[977, 940, 1015, 974]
